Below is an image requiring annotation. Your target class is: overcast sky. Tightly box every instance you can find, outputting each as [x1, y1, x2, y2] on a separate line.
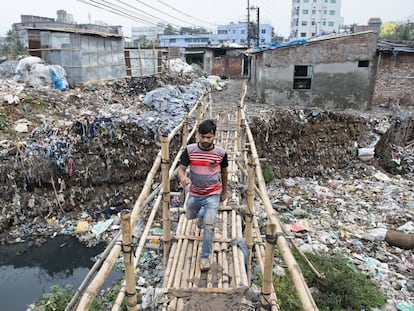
[1, 0, 413, 38]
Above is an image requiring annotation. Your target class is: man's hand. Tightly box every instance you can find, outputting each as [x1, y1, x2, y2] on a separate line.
[220, 192, 227, 202]
[179, 176, 191, 188]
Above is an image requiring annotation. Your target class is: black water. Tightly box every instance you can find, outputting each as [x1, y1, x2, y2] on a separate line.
[0, 235, 121, 311]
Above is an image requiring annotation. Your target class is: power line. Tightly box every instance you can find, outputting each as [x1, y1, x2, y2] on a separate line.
[156, 0, 217, 27]
[78, 0, 160, 26]
[116, 0, 186, 29]
[132, 0, 198, 28]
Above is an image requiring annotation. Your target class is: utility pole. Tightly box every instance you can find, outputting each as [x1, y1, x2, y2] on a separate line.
[249, 6, 260, 47]
[256, 6, 260, 46]
[247, 0, 251, 48]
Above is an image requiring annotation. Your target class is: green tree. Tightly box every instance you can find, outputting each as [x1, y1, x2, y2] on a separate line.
[3, 29, 26, 55]
[179, 27, 210, 35]
[163, 24, 178, 35]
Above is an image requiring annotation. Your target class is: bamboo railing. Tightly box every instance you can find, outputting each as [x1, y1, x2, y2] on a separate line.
[237, 82, 319, 311]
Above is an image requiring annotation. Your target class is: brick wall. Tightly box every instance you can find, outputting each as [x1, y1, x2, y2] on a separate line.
[373, 53, 414, 106]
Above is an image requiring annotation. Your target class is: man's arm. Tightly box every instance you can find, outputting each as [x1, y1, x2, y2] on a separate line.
[220, 167, 228, 202]
[177, 164, 190, 188]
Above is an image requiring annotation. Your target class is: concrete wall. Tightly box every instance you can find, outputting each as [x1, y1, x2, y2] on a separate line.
[373, 53, 414, 106]
[251, 32, 378, 110]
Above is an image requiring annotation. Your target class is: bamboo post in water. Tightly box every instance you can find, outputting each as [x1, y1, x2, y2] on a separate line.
[245, 154, 256, 285]
[120, 211, 138, 311]
[261, 223, 279, 311]
[161, 133, 171, 268]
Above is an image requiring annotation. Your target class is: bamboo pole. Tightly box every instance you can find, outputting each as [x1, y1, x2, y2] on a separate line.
[236, 213, 249, 286]
[261, 223, 278, 311]
[237, 103, 242, 151]
[161, 133, 172, 268]
[163, 213, 186, 288]
[231, 209, 242, 286]
[112, 194, 163, 311]
[182, 113, 189, 149]
[64, 230, 121, 311]
[181, 221, 196, 288]
[120, 211, 138, 311]
[245, 154, 255, 285]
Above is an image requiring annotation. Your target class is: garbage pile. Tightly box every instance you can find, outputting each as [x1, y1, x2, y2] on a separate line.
[264, 162, 414, 309]
[0, 73, 212, 239]
[7, 56, 70, 91]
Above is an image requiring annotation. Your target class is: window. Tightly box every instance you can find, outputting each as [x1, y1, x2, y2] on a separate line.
[330, 0, 336, 3]
[303, 9, 309, 14]
[322, 21, 326, 26]
[323, 10, 327, 14]
[303, 0, 309, 2]
[302, 21, 308, 26]
[261, 29, 266, 33]
[169, 39, 176, 43]
[300, 32, 307, 37]
[293, 65, 313, 89]
[241, 30, 245, 34]
[312, 10, 316, 14]
[261, 39, 265, 43]
[358, 60, 369, 67]
[328, 21, 334, 26]
[329, 10, 335, 15]
[311, 21, 316, 26]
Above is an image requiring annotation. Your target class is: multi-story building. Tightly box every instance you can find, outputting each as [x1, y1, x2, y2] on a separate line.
[159, 34, 219, 48]
[159, 22, 274, 48]
[217, 22, 273, 46]
[290, 0, 342, 40]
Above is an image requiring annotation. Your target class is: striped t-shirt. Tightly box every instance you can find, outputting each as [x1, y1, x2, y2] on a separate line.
[180, 143, 228, 196]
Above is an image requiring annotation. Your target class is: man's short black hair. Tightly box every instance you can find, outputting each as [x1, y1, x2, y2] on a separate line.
[199, 119, 216, 135]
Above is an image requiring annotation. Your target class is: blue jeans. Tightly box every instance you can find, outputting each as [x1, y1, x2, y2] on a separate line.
[186, 194, 220, 259]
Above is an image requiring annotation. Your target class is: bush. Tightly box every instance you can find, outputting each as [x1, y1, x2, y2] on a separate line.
[297, 252, 386, 311]
[262, 162, 274, 183]
[35, 284, 73, 311]
[254, 252, 386, 310]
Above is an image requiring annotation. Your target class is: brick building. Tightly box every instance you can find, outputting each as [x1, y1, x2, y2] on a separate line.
[372, 40, 414, 107]
[249, 31, 378, 110]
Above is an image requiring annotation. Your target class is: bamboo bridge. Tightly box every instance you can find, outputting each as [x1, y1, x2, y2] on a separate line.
[66, 82, 319, 311]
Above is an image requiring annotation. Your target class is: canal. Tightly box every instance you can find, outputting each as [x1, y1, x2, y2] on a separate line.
[0, 235, 121, 310]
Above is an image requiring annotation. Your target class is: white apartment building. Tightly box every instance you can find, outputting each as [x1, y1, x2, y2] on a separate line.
[290, 0, 342, 40]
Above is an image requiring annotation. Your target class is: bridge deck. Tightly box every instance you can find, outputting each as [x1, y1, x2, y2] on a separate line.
[160, 111, 258, 310]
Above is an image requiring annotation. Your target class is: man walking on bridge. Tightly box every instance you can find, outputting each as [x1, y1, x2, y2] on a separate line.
[177, 119, 228, 272]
